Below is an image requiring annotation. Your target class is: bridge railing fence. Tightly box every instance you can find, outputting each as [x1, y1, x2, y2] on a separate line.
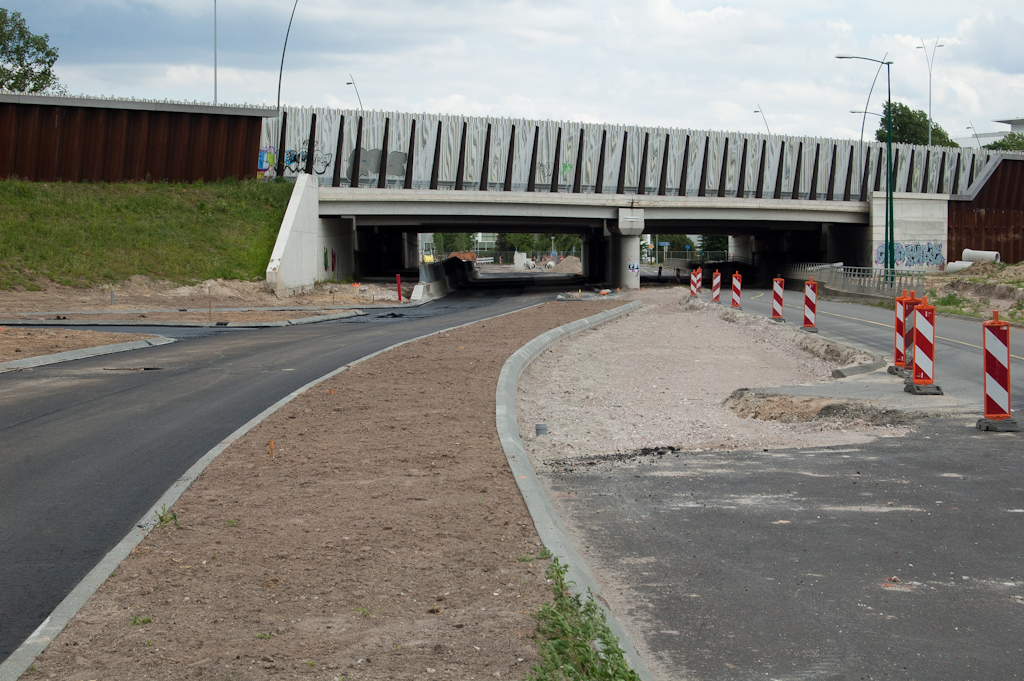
[783, 263, 926, 298]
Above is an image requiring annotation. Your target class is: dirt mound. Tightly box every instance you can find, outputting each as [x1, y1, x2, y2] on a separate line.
[723, 388, 915, 426]
[552, 256, 583, 274]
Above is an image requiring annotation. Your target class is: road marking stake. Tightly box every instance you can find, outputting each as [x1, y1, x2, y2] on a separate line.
[695, 266, 703, 292]
[731, 273, 742, 308]
[712, 270, 721, 303]
[771, 277, 785, 322]
[803, 277, 818, 332]
[269, 440, 275, 459]
[689, 270, 698, 297]
[905, 296, 943, 395]
[397, 274, 403, 303]
[979, 311, 1019, 431]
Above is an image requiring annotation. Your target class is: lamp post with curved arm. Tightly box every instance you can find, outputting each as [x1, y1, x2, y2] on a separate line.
[276, 0, 300, 113]
[754, 104, 771, 137]
[917, 38, 944, 146]
[837, 54, 895, 271]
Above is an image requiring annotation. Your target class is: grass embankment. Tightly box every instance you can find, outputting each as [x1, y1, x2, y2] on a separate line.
[0, 179, 294, 290]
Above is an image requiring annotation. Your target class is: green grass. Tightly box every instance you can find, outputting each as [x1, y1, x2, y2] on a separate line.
[0, 178, 294, 290]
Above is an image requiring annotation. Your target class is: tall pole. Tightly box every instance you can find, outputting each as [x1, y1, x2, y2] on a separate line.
[347, 74, 364, 115]
[885, 62, 894, 271]
[213, 0, 217, 105]
[858, 53, 887, 197]
[754, 104, 771, 136]
[967, 122, 983, 149]
[276, 0, 300, 113]
[917, 38, 944, 146]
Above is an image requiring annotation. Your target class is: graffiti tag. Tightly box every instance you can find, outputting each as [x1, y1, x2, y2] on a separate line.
[874, 242, 945, 268]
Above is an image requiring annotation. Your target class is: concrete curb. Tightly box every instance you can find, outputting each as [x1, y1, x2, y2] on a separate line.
[0, 309, 366, 329]
[494, 300, 655, 681]
[0, 336, 176, 374]
[0, 299, 549, 681]
[832, 351, 887, 378]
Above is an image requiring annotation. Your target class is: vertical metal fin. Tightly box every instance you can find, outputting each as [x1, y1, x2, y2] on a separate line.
[717, 137, 729, 198]
[698, 136, 709, 197]
[773, 140, 785, 200]
[350, 115, 363, 188]
[503, 124, 515, 192]
[790, 141, 803, 200]
[616, 130, 629, 194]
[736, 138, 748, 198]
[859, 147, 872, 201]
[573, 128, 585, 193]
[304, 113, 316, 175]
[755, 139, 766, 199]
[936, 151, 946, 194]
[454, 121, 467, 190]
[527, 126, 539, 192]
[920, 150, 930, 193]
[429, 120, 441, 190]
[403, 118, 415, 189]
[479, 123, 492, 191]
[951, 154, 961, 194]
[842, 145, 853, 201]
[807, 143, 820, 200]
[638, 132, 650, 195]
[595, 130, 607, 194]
[657, 133, 670, 196]
[905, 149, 915, 193]
[332, 114, 345, 187]
[550, 127, 562, 193]
[377, 117, 389, 189]
[275, 111, 287, 178]
[826, 143, 837, 200]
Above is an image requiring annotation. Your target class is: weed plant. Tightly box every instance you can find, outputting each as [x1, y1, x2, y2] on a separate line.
[0, 178, 294, 289]
[528, 558, 639, 681]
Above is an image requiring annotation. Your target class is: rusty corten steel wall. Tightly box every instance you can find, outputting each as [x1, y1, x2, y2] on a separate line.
[949, 157, 1024, 264]
[0, 103, 264, 182]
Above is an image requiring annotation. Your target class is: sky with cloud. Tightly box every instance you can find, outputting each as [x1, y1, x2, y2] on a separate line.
[4, 0, 1022, 142]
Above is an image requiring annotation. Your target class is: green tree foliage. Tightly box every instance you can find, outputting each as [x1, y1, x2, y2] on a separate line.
[433, 232, 474, 253]
[984, 132, 1024, 152]
[498, 233, 536, 253]
[651, 234, 695, 252]
[497, 233, 582, 253]
[874, 102, 959, 147]
[0, 8, 64, 93]
[699, 235, 728, 252]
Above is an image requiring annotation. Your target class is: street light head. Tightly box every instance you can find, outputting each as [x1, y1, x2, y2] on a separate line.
[835, 54, 854, 59]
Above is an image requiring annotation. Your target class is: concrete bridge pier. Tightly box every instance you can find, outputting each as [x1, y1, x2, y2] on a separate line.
[607, 208, 644, 289]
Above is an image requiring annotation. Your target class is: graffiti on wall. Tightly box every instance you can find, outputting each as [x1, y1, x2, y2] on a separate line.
[257, 146, 277, 179]
[874, 242, 945, 268]
[286, 140, 334, 175]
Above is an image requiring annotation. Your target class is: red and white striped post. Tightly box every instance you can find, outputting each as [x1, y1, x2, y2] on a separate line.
[771, 277, 785, 321]
[802, 276, 818, 332]
[978, 311, 1019, 431]
[696, 267, 703, 292]
[689, 270, 698, 297]
[902, 291, 921, 376]
[711, 270, 721, 302]
[731, 273, 742, 308]
[891, 289, 909, 373]
[905, 296, 943, 395]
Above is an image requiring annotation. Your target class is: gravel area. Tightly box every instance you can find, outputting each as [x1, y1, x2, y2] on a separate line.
[516, 288, 909, 469]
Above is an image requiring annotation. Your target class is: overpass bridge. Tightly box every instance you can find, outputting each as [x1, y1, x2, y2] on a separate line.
[261, 107, 1019, 295]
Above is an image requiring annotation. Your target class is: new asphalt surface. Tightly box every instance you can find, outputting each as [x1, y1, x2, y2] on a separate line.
[0, 286, 555, 663]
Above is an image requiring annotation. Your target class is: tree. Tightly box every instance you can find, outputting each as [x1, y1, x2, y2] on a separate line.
[985, 132, 1024, 152]
[0, 8, 64, 93]
[433, 232, 474, 254]
[699, 235, 728, 252]
[874, 102, 959, 147]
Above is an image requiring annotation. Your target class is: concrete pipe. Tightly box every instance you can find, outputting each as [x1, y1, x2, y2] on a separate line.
[962, 249, 1001, 263]
[945, 261, 974, 273]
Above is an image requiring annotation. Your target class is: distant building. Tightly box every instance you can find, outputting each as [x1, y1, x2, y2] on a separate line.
[954, 117, 1024, 149]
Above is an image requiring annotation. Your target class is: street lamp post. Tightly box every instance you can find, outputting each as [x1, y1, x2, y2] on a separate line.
[967, 122, 983, 150]
[917, 38, 944, 147]
[837, 54, 895, 272]
[346, 74, 364, 115]
[276, 0, 300, 113]
[213, 0, 218, 105]
[754, 104, 771, 136]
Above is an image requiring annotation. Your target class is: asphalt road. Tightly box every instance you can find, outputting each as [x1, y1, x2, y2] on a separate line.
[544, 288, 1024, 680]
[0, 288, 550, 662]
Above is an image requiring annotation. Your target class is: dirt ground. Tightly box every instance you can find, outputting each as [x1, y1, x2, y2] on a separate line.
[20, 300, 621, 681]
[0, 276, 408, 319]
[0, 327, 160, 364]
[926, 260, 1024, 318]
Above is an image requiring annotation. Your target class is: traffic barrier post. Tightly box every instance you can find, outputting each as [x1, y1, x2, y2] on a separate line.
[978, 311, 1019, 431]
[689, 270, 697, 297]
[712, 270, 721, 303]
[898, 291, 921, 378]
[771, 277, 785, 322]
[905, 296, 943, 395]
[731, 273, 742, 308]
[889, 289, 909, 374]
[696, 267, 703, 292]
[803, 276, 818, 332]
[397, 274, 403, 303]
